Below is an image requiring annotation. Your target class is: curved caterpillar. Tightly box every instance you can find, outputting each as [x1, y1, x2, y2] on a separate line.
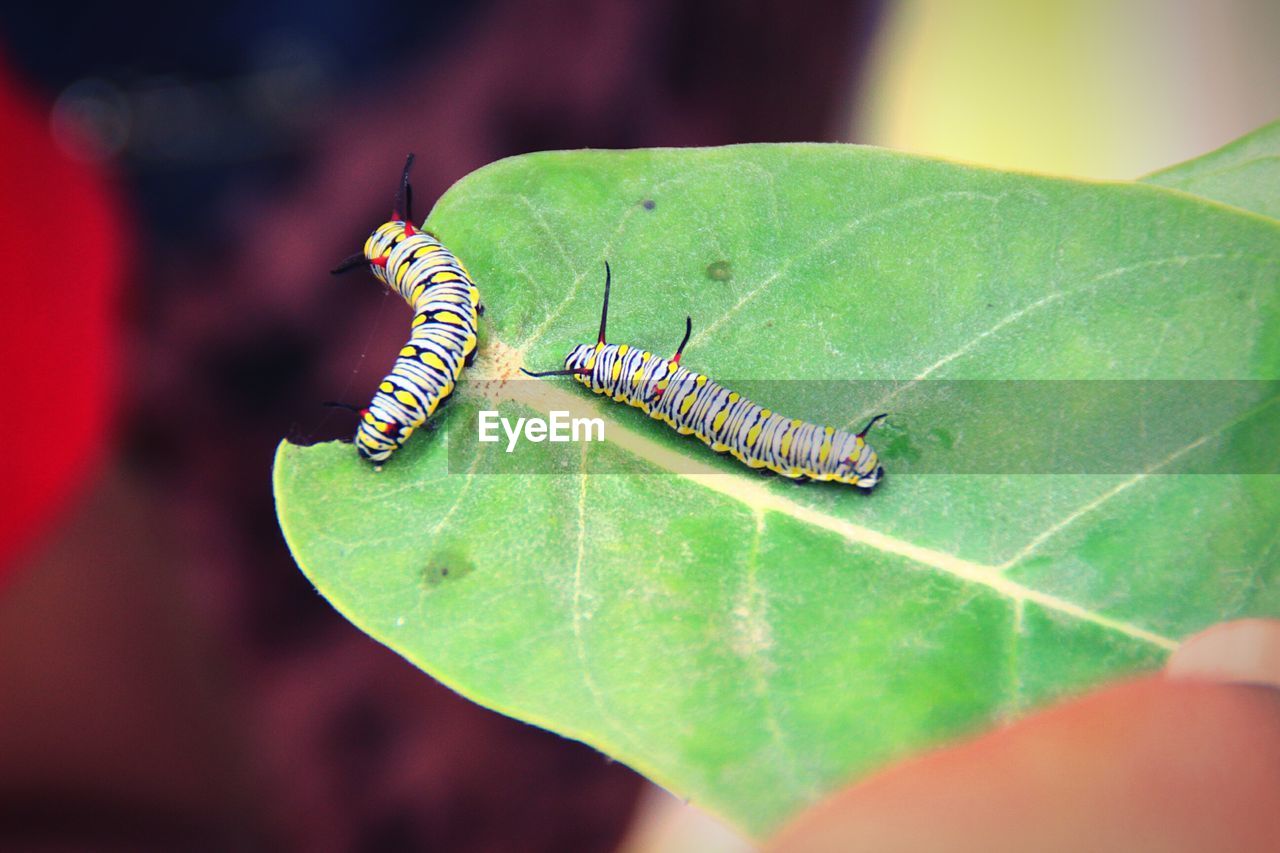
[330, 155, 483, 468]
[522, 264, 886, 489]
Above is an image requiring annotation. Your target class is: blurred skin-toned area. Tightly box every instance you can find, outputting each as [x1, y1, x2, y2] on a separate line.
[772, 676, 1280, 852]
[0, 0, 1276, 849]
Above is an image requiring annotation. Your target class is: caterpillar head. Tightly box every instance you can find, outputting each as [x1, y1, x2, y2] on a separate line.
[359, 220, 407, 285]
[354, 407, 409, 465]
[564, 344, 596, 384]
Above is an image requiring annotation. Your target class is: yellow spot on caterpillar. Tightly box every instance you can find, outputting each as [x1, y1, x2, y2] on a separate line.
[746, 424, 761, 448]
[618, 344, 629, 356]
[611, 361, 622, 381]
[400, 346, 416, 357]
[728, 392, 739, 403]
[379, 381, 394, 392]
[431, 271, 461, 283]
[761, 409, 771, 418]
[412, 313, 428, 327]
[712, 410, 728, 432]
[680, 394, 696, 415]
[781, 431, 793, 456]
[696, 375, 707, 386]
[395, 390, 416, 406]
[422, 352, 447, 370]
[820, 441, 831, 462]
[435, 311, 463, 325]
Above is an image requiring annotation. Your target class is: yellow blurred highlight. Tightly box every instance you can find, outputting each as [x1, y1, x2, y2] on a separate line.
[856, 0, 1280, 178]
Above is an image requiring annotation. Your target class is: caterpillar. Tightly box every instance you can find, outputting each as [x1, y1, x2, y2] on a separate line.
[330, 155, 483, 468]
[522, 264, 886, 489]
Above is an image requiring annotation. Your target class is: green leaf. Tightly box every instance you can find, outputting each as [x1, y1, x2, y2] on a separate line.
[275, 139, 1280, 837]
[1142, 119, 1280, 220]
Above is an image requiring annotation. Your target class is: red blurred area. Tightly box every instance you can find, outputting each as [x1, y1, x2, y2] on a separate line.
[0, 58, 126, 584]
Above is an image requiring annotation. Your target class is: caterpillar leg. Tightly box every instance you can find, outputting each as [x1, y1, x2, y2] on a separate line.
[423, 393, 452, 431]
[465, 349, 477, 367]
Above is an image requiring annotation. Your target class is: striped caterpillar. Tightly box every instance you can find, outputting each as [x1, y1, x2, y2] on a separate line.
[330, 155, 483, 468]
[522, 264, 886, 489]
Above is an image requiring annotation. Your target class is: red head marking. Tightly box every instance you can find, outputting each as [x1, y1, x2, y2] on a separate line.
[370, 255, 388, 268]
[403, 221, 416, 236]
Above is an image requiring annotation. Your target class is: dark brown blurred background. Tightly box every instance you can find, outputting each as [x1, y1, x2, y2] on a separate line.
[0, 2, 885, 849]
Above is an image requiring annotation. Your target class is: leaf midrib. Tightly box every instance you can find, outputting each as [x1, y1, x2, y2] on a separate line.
[459, 340, 1180, 650]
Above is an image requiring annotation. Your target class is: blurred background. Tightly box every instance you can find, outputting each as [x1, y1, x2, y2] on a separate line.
[0, 1, 1275, 849]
